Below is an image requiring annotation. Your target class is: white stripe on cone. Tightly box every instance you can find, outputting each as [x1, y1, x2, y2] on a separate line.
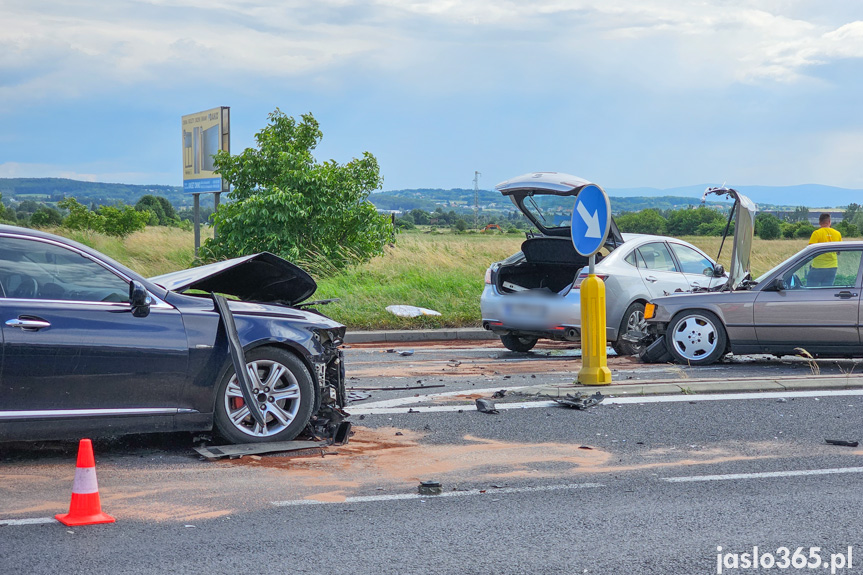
[71, 466, 99, 495]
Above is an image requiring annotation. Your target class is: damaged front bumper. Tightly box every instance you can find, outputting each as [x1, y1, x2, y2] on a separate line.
[310, 337, 351, 444]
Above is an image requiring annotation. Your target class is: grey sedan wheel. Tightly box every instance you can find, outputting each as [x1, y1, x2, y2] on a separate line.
[214, 347, 314, 444]
[612, 302, 646, 356]
[500, 333, 538, 352]
[666, 310, 727, 366]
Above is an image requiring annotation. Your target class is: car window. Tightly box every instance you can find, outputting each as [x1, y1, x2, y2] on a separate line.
[781, 249, 863, 289]
[624, 251, 637, 267]
[669, 243, 714, 275]
[0, 237, 130, 302]
[636, 243, 678, 272]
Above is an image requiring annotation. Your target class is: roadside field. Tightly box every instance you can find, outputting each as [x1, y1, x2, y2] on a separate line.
[41, 226, 810, 329]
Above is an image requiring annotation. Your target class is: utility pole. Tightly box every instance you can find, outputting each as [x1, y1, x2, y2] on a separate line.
[473, 171, 481, 230]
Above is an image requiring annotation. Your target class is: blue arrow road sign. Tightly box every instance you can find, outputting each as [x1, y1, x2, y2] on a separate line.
[571, 184, 611, 256]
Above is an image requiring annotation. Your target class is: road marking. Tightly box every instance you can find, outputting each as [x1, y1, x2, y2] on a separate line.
[349, 388, 863, 415]
[664, 467, 863, 483]
[272, 482, 602, 507]
[0, 517, 56, 526]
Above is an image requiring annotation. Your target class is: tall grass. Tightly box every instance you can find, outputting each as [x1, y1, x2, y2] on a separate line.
[315, 231, 524, 329]
[46, 226, 198, 277]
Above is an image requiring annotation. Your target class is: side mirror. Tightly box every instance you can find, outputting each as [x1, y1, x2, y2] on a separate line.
[129, 281, 152, 318]
[707, 264, 725, 278]
[769, 277, 787, 292]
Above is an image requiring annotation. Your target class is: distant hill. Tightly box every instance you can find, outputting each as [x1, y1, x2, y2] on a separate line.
[0, 177, 856, 214]
[0, 178, 189, 207]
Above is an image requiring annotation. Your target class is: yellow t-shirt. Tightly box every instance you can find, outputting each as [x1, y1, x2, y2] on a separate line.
[809, 226, 842, 268]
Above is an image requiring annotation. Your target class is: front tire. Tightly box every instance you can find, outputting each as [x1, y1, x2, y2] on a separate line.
[500, 333, 538, 352]
[612, 302, 646, 357]
[665, 310, 727, 365]
[214, 347, 315, 444]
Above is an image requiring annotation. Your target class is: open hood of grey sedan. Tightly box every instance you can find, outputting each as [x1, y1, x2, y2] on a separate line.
[702, 187, 756, 289]
[150, 252, 317, 305]
[496, 172, 624, 245]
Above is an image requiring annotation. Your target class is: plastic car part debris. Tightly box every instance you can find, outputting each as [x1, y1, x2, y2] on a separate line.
[546, 391, 605, 410]
[475, 398, 499, 414]
[399, 350, 415, 356]
[492, 389, 507, 398]
[346, 390, 372, 402]
[212, 293, 266, 427]
[418, 481, 443, 495]
[385, 305, 442, 317]
[825, 439, 859, 447]
[194, 440, 325, 461]
[638, 335, 672, 363]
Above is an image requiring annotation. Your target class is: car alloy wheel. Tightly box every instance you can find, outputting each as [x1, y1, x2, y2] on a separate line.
[612, 302, 646, 356]
[666, 310, 727, 365]
[214, 347, 314, 443]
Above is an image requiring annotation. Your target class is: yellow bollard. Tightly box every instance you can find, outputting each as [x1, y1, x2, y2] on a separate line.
[577, 273, 612, 385]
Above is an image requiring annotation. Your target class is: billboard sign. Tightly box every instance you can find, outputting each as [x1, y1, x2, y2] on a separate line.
[182, 107, 230, 193]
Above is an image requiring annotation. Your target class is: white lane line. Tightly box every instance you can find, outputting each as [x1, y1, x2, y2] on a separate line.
[272, 482, 602, 507]
[355, 385, 535, 410]
[0, 517, 57, 526]
[348, 388, 863, 415]
[664, 467, 863, 483]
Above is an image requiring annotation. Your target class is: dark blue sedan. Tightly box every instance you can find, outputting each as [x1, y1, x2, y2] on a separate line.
[0, 225, 348, 444]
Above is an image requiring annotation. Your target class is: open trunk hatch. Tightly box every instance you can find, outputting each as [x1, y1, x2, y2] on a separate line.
[496, 172, 624, 246]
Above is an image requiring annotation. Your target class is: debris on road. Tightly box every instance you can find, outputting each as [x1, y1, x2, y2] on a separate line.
[386, 305, 442, 317]
[492, 389, 507, 399]
[546, 391, 605, 410]
[418, 480, 443, 495]
[347, 384, 446, 392]
[475, 398, 499, 414]
[825, 439, 859, 447]
[399, 350, 415, 356]
[194, 440, 325, 461]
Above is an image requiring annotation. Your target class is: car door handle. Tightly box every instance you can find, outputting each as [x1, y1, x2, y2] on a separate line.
[834, 291, 859, 299]
[5, 318, 51, 330]
[645, 276, 658, 283]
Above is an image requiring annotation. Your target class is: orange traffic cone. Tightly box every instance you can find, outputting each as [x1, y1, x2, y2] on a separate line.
[55, 439, 115, 526]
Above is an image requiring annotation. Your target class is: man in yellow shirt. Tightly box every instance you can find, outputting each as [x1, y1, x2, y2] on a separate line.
[807, 213, 842, 286]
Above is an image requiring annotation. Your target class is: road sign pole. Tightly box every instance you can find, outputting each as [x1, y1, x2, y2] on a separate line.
[570, 183, 613, 386]
[577, 253, 612, 385]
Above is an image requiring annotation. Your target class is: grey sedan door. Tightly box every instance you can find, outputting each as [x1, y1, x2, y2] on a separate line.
[634, 242, 692, 299]
[753, 248, 863, 354]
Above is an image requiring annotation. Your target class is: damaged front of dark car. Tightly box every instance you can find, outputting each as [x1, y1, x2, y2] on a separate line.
[0, 226, 349, 445]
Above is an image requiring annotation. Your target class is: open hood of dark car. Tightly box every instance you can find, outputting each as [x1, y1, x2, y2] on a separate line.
[149, 252, 317, 305]
[702, 187, 757, 289]
[495, 172, 624, 246]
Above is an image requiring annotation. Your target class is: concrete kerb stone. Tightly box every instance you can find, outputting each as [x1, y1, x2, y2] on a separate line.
[344, 328, 497, 344]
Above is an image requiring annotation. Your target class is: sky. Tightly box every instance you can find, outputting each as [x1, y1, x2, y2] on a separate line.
[2, 1, 863, 193]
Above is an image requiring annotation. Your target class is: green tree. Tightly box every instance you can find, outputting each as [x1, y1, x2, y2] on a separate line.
[615, 209, 666, 235]
[204, 110, 393, 273]
[29, 207, 63, 228]
[135, 195, 178, 226]
[665, 206, 725, 236]
[98, 204, 149, 237]
[59, 197, 102, 231]
[835, 219, 859, 238]
[755, 213, 782, 240]
[409, 209, 430, 225]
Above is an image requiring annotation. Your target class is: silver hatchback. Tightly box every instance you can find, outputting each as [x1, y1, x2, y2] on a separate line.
[480, 172, 726, 354]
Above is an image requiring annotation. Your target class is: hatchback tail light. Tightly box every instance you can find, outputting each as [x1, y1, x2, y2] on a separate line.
[484, 268, 492, 285]
[573, 273, 609, 288]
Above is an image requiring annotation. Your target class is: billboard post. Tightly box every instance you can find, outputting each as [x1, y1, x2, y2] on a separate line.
[182, 106, 230, 254]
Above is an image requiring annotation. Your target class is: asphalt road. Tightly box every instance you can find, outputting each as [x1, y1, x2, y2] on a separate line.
[2, 341, 862, 574]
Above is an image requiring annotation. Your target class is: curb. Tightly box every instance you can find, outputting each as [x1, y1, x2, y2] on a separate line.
[345, 328, 497, 344]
